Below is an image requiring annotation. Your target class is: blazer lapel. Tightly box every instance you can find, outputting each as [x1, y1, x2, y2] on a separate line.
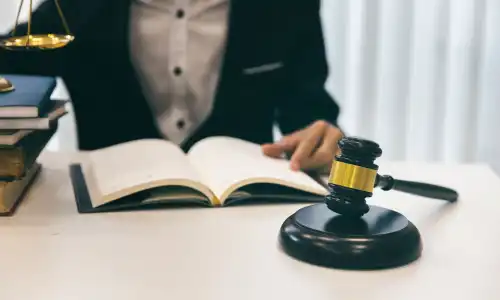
[219, 0, 288, 75]
[212, 0, 264, 96]
[212, 0, 281, 107]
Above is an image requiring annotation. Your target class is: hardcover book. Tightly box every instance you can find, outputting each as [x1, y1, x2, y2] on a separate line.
[69, 136, 328, 213]
[0, 162, 41, 216]
[0, 74, 56, 118]
[0, 100, 67, 130]
[0, 129, 33, 145]
[0, 124, 56, 179]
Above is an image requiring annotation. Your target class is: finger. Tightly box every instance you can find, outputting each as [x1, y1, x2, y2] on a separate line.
[290, 122, 328, 170]
[277, 133, 302, 149]
[261, 143, 285, 158]
[300, 126, 343, 171]
[261, 133, 302, 158]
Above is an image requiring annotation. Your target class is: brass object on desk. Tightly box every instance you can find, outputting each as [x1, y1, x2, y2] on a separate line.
[0, 77, 14, 93]
[0, 0, 74, 51]
[1, 34, 74, 51]
[0, 0, 74, 91]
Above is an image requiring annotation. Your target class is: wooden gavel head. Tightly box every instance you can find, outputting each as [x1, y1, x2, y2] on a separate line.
[325, 137, 383, 218]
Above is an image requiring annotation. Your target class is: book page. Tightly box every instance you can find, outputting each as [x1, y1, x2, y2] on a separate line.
[186, 136, 328, 203]
[80, 139, 213, 207]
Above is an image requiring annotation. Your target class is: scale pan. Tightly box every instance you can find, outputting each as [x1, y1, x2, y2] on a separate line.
[0, 34, 74, 51]
[0, 77, 15, 93]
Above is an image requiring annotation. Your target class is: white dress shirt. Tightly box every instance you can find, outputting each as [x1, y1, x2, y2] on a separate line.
[129, 0, 229, 145]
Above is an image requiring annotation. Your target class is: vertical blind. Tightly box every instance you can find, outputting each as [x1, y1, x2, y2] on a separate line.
[1, 0, 500, 172]
[323, 0, 500, 173]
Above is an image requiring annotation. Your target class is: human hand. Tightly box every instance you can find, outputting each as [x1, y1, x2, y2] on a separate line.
[262, 120, 343, 172]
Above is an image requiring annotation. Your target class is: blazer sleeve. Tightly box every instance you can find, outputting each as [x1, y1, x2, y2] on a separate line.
[276, 0, 341, 135]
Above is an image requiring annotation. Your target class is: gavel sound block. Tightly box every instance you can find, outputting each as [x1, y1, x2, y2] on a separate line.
[279, 137, 458, 270]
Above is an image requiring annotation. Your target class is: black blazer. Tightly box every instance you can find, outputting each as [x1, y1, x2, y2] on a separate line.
[0, 0, 340, 151]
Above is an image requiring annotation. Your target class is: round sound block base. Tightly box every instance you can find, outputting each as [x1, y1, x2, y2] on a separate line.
[279, 203, 422, 270]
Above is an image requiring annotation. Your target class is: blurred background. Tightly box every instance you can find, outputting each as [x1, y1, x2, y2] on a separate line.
[1, 0, 499, 173]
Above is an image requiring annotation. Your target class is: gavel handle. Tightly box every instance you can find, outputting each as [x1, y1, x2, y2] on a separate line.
[376, 175, 458, 202]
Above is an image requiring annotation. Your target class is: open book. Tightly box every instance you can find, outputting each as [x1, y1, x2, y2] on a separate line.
[69, 136, 329, 213]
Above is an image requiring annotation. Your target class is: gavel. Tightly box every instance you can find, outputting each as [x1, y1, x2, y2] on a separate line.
[325, 137, 458, 218]
[279, 136, 459, 270]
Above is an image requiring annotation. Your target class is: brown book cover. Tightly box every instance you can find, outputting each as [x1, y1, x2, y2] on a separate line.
[0, 162, 41, 216]
[0, 123, 56, 179]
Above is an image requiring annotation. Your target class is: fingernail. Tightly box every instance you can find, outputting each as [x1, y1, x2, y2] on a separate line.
[291, 162, 300, 171]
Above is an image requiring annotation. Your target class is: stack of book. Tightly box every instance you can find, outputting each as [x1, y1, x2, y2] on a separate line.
[0, 74, 67, 216]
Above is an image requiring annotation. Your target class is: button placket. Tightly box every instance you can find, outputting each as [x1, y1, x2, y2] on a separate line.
[167, 0, 189, 142]
[172, 0, 187, 86]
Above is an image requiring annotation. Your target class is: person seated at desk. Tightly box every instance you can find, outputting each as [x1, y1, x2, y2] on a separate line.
[0, 0, 343, 172]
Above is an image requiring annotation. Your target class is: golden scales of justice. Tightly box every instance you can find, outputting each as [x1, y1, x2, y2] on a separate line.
[0, 0, 74, 93]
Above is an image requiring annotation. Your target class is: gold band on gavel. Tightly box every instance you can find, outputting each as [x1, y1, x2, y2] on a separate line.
[328, 160, 378, 193]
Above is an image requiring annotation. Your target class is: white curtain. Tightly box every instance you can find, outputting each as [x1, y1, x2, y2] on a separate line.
[322, 0, 500, 173]
[2, 0, 500, 173]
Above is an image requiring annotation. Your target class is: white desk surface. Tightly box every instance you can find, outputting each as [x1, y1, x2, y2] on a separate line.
[1, 151, 500, 300]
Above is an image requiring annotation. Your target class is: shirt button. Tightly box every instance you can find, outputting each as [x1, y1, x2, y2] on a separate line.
[176, 119, 185, 129]
[176, 9, 185, 18]
[173, 67, 182, 76]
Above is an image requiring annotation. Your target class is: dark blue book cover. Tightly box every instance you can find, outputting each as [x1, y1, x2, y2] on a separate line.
[0, 74, 57, 118]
